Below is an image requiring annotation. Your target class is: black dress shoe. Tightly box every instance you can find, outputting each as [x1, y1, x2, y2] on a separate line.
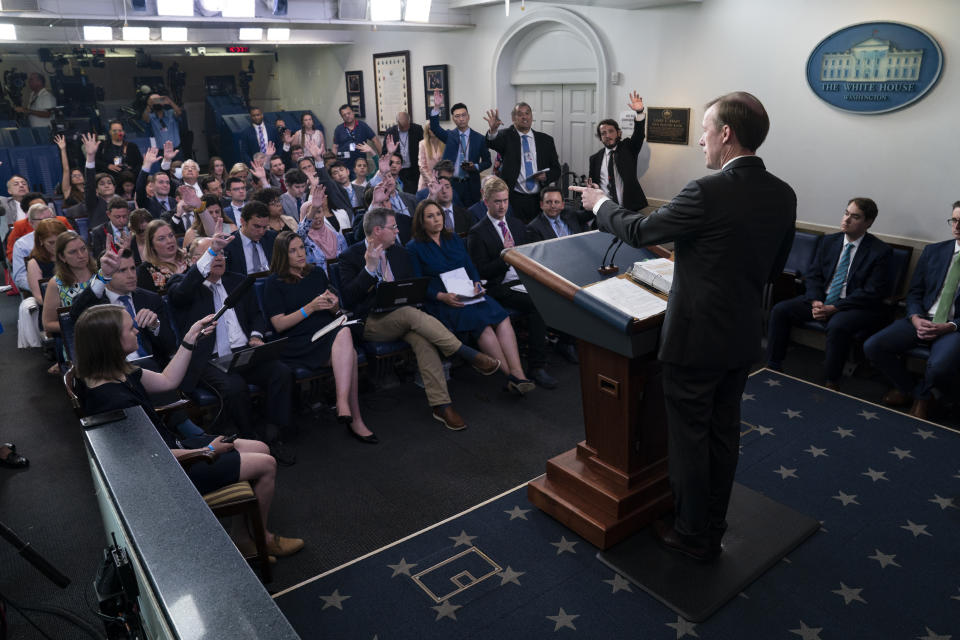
[530, 368, 558, 389]
[336, 414, 353, 425]
[653, 519, 720, 563]
[0, 444, 29, 469]
[346, 424, 379, 444]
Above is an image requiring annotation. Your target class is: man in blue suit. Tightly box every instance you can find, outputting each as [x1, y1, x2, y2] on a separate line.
[429, 89, 490, 208]
[767, 198, 892, 388]
[864, 201, 960, 419]
[223, 201, 277, 275]
[239, 106, 281, 165]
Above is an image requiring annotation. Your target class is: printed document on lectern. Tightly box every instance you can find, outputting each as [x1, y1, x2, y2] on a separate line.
[582, 276, 667, 321]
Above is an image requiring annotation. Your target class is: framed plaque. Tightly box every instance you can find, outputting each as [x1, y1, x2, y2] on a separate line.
[373, 50, 411, 134]
[344, 70, 365, 118]
[423, 64, 449, 121]
[646, 107, 690, 145]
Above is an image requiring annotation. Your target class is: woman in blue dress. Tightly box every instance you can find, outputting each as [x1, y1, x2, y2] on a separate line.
[262, 230, 376, 443]
[406, 199, 534, 394]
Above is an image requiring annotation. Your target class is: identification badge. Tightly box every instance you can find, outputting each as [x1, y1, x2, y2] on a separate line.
[349, 142, 356, 152]
[114, 156, 122, 166]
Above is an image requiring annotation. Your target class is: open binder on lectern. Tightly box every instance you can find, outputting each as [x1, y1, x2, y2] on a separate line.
[575, 275, 667, 332]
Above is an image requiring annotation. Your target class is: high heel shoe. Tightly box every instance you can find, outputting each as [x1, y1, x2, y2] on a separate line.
[336, 414, 353, 425]
[345, 423, 379, 444]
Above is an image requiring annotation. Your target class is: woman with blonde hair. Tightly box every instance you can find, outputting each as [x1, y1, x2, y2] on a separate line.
[136, 219, 192, 292]
[417, 126, 445, 191]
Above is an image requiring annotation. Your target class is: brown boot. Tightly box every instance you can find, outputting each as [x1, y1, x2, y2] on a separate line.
[909, 398, 931, 420]
[432, 405, 466, 430]
[881, 388, 912, 407]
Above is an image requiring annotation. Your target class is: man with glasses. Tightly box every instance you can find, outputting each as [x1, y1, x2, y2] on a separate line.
[339, 208, 501, 431]
[864, 201, 960, 419]
[767, 198, 892, 389]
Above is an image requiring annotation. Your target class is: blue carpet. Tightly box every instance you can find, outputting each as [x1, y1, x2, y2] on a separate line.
[274, 370, 960, 639]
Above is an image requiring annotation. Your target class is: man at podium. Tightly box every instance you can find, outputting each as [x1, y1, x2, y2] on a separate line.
[573, 92, 796, 561]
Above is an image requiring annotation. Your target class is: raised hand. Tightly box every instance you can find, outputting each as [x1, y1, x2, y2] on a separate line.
[305, 137, 322, 158]
[483, 109, 502, 133]
[627, 91, 644, 112]
[427, 178, 442, 201]
[210, 227, 234, 253]
[356, 141, 373, 155]
[371, 182, 390, 208]
[100, 244, 121, 274]
[249, 158, 267, 181]
[385, 135, 398, 155]
[266, 140, 276, 157]
[142, 146, 160, 169]
[378, 153, 391, 177]
[53, 134, 66, 150]
[162, 140, 179, 162]
[283, 129, 294, 145]
[81, 132, 99, 159]
[309, 184, 326, 217]
[114, 229, 133, 252]
[178, 185, 201, 210]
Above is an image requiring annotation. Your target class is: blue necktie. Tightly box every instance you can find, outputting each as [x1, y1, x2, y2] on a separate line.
[257, 125, 266, 153]
[521, 134, 536, 190]
[552, 217, 568, 238]
[825, 243, 853, 306]
[456, 132, 468, 177]
[118, 295, 148, 357]
[211, 283, 233, 358]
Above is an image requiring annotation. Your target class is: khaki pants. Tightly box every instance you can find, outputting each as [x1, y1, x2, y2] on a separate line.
[363, 306, 462, 406]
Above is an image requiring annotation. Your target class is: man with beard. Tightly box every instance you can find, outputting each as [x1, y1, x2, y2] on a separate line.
[588, 91, 649, 212]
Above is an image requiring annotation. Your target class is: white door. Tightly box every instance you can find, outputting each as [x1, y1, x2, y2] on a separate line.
[514, 84, 597, 179]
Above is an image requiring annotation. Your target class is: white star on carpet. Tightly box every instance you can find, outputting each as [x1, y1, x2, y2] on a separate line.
[857, 410, 878, 420]
[755, 425, 775, 436]
[862, 468, 888, 482]
[665, 615, 699, 638]
[788, 621, 822, 639]
[889, 447, 915, 460]
[431, 600, 461, 621]
[900, 520, 931, 537]
[387, 558, 417, 578]
[546, 608, 579, 631]
[782, 408, 802, 419]
[319, 589, 351, 610]
[763, 378, 781, 386]
[831, 582, 867, 605]
[774, 465, 798, 479]
[868, 549, 901, 568]
[449, 530, 477, 547]
[551, 536, 579, 555]
[498, 566, 524, 586]
[603, 573, 633, 594]
[929, 494, 956, 510]
[504, 505, 531, 520]
[832, 491, 859, 506]
[742, 392, 755, 401]
[833, 426, 855, 438]
[804, 445, 828, 458]
[917, 627, 952, 640]
[913, 428, 937, 440]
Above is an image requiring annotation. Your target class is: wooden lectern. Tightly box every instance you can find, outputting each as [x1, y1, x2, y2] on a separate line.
[503, 231, 674, 549]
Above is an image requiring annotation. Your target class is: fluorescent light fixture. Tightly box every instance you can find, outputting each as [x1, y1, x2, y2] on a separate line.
[370, 0, 401, 21]
[83, 26, 113, 41]
[161, 27, 188, 41]
[266, 28, 290, 41]
[239, 28, 263, 40]
[221, 0, 255, 17]
[404, 0, 431, 22]
[122, 26, 150, 41]
[156, 0, 193, 16]
[0, 24, 15, 41]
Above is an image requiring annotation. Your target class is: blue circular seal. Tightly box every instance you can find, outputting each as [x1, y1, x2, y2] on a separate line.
[806, 21, 943, 114]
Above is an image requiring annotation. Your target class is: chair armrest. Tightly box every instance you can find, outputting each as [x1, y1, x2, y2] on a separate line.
[156, 398, 191, 416]
[175, 449, 217, 470]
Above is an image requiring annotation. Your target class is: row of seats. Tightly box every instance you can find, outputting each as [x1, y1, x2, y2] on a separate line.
[0, 144, 62, 197]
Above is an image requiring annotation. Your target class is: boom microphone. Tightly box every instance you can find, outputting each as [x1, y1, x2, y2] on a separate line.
[210, 275, 257, 323]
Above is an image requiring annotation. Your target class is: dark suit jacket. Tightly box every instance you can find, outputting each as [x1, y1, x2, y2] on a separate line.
[165, 266, 268, 391]
[223, 229, 278, 276]
[134, 169, 174, 219]
[466, 215, 530, 288]
[220, 200, 245, 226]
[416, 186, 462, 207]
[526, 208, 594, 242]
[803, 232, 892, 310]
[84, 167, 109, 230]
[596, 155, 796, 368]
[905, 239, 960, 320]
[384, 123, 424, 180]
[239, 123, 282, 165]
[69, 285, 175, 363]
[448, 205, 474, 237]
[428, 114, 491, 176]
[339, 240, 417, 318]
[589, 118, 649, 211]
[486, 127, 561, 191]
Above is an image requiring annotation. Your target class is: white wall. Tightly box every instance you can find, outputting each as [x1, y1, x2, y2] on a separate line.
[275, 0, 959, 242]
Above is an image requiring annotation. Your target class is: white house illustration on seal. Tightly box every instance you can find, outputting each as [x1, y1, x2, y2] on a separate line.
[820, 37, 923, 81]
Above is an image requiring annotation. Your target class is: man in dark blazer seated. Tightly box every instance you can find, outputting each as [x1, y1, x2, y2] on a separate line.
[467, 177, 558, 389]
[573, 91, 797, 562]
[383, 111, 423, 195]
[223, 201, 277, 276]
[239, 106, 281, 165]
[588, 91, 649, 212]
[429, 90, 491, 208]
[340, 208, 501, 430]
[135, 147, 175, 218]
[88, 197, 132, 260]
[167, 234, 294, 462]
[767, 198, 892, 389]
[526, 185, 594, 242]
[431, 176, 474, 236]
[70, 248, 175, 364]
[415, 160, 462, 207]
[482, 102, 561, 223]
[864, 201, 960, 420]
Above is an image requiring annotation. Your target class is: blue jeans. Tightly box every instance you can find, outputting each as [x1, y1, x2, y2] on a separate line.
[863, 318, 960, 399]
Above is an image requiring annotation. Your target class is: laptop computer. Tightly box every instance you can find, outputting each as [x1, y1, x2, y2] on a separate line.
[372, 277, 431, 314]
[210, 337, 288, 374]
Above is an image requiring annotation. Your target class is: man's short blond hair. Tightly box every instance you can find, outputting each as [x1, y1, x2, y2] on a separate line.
[481, 176, 509, 201]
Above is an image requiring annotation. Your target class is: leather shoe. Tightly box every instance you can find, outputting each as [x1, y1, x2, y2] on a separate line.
[881, 388, 912, 407]
[266, 535, 305, 557]
[235, 540, 276, 564]
[346, 424, 379, 444]
[530, 368, 558, 389]
[471, 353, 501, 376]
[909, 398, 931, 420]
[557, 343, 579, 364]
[506, 377, 536, 395]
[0, 443, 28, 469]
[653, 519, 720, 563]
[432, 406, 466, 431]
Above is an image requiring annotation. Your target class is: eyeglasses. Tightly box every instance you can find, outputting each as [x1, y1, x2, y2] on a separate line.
[948, 218, 960, 227]
[385, 224, 399, 231]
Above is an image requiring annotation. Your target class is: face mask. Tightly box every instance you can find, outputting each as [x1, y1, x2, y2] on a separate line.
[174, 168, 183, 180]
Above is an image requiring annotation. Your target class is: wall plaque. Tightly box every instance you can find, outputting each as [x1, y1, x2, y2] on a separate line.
[646, 108, 689, 145]
[373, 50, 411, 134]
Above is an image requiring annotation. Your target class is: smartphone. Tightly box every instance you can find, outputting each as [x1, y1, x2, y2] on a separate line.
[80, 408, 127, 429]
[222, 433, 239, 443]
